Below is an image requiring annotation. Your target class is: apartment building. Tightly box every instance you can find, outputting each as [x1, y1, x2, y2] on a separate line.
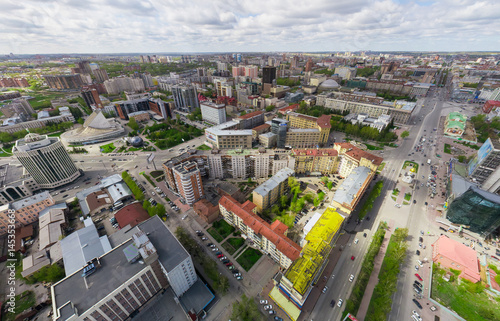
[0, 191, 54, 235]
[331, 166, 373, 214]
[51, 216, 205, 321]
[200, 101, 226, 125]
[285, 112, 331, 144]
[219, 195, 301, 269]
[103, 77, 145, 95]
[205, 121, 253, 149]
[235, 110, 265, 129]
[292, 148, 340, 174]
[173, 161, 205, 205]
[214, 79, 232, 97]
[253, 168, 294, 213]
[285, 129, 321, 148]
[333, 143, 383, 177]
[171, 84, 199, 113]
[43, 74, 83, 90]
[81, 87, 103, 109]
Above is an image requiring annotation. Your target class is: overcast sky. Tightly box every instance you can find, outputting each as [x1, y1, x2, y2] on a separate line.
[1, 0, 499, 54]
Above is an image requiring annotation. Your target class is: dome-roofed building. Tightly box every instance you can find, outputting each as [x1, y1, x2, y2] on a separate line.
[318, 79, 340, 92]
[129, 136, 143, 147]
[61, 110, 125, 145]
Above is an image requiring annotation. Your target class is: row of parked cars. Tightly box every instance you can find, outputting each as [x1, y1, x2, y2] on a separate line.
[258, 300, 282, 319]
[167, 200, 179, 212]
[195, 231, 242, 280]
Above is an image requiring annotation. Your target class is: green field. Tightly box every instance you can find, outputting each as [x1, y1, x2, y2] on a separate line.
[100, 143, 116, 153]
[222, 237, 245, 255]
[196, 144, 212, 150]
[6, 290, 36, 321]
[236, 248, 262, 271]
[207, 227, 224, 243]
[431, 264, 500, 321]
[403, 161, 419, 173]
[212, 220, 235, 239]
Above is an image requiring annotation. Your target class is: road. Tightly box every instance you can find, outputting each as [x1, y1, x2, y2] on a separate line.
[310, 77, 468, 321]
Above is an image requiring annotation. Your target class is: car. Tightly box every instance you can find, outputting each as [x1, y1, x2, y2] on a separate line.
[413, 284, 422, 293]
[209, 244, 216, 248]
[413, 200, 417, 204]
[395, 203, 401, 208]
[273, 317, 283, 321]
[322, 286, 328, 293]
[63, 194, 69, 198]
[211, 247, 219, 252]
[226, 262, 233, 267]
[414, 280, 423, 288]
[268, 310, 276, 315]
[228, 265, 235, 270]
[349, 274, 354, 282]
[419, 237, 423, 242]
[354, 239, 359, 244]
[207, 243, 213, 247]
[363, 233, 367, 237]
[337, 299, 343, 307]
[232, 270, 240, 274]
[263, 305, 272, 311]
[330, 299, 335, 307]
[415, 273, 423, 281]
[416, 250, 420, 255]
[217, 254, 223, 258]
[351, 256, 355, 261]
[412, 310, 422, 321]
[424, 202, 428, 205]
[219, 256, 226, 260]
[182, 215, 188, 220]
[415, 265, 419, 271]
[152, 192, 156, 196]
[201, 237, 208, 241]
[236, 276, 243, 280]
[412, 299, 422, 309]
[215, 251, 222, 255]
[260, 300, 268, 305]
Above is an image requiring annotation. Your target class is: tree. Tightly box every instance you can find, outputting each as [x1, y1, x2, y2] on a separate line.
[214, 275, 230, 295]
[400, 130, 410, 139]
[230, 295, 263, 321]
[265, 105, 276, 112]
[128, 117, 139, 131]
[240, 110, 247, 116]
[327, 181, 333, 190]
[280, 195, 288, 208]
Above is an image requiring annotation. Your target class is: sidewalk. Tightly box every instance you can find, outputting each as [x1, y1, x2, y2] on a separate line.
[356, 228, 393, 320]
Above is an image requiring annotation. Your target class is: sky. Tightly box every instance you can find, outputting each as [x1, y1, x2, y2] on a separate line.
[1, 0, 500, 54]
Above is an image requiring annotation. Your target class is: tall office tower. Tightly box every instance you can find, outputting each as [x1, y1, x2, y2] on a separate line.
[12, 134, 81, 189]
[81, 87, 103, 109]
[93, 69, 109, 83]
[290, 56, 299, 69]
[171, 84, 199, 113]
[305, 58, 313, 72]
[271, 118, 288, 148]
[262, 66, 277, 85]
[173, 161, 205, 205]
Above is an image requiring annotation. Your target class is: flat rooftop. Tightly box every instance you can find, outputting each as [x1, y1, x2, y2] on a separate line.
[254, 168, 294, 197]
[332, 166, 371, 206]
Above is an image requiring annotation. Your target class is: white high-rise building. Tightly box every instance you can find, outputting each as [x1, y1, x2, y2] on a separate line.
[200, 102, 226, 125]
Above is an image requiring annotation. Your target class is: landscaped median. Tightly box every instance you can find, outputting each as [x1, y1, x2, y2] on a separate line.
[365, 228, 408, 321]
[342, 222, 388, 319]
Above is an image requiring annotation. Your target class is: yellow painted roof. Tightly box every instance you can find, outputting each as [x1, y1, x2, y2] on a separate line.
[285, 207, 344, 295]
[269, 286, 301, 321]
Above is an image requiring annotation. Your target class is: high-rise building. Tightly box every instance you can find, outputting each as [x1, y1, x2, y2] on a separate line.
[12, 134, 81, 189]
[271, 118, 288, 148]
[3, 98, 34, 120]
[81, 87, 103, 109]
[43, 75, 83, 90]
[200, 101, 226, 125]
[77, 60, 92, 74]
[171, 84, 199, 113]
[262, 66, 276, 84]
[305, 58, 313, 72]
[140, 72, 154, 88]
[173, 161, 205, 205]
[103, 77, 145, 95]
[93, 69, 109, 83]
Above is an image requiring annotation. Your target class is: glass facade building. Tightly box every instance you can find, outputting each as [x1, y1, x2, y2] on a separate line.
[447, 185, 500, 238]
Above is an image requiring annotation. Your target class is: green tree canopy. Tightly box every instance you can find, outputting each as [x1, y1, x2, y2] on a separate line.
[230, 295, 263, 321]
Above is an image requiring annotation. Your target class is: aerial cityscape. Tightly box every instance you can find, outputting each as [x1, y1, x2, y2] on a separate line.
[1, 2, 500, 321]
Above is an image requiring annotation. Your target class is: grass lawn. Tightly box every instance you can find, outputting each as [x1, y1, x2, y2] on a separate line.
[207, 227, 224, 243]
[212, 220, 235, 239]
[128, 147, 142, 151]
[365, 143, 383, 150]
[6, 290, 36, 321]
[403, 160, 419, 173]
[48, 131, 64, 137]
[196, 144, 212, 150]
[431, 264, 500, 321]
[222, 237, 245, 255]
[236, 248, 262, 271]
[404, 193, 411, 201]
[150, 170, 164, 178]
[444, 143, 452, 154]
[392, 188, 399, 196]
[100, 143, 116, 153]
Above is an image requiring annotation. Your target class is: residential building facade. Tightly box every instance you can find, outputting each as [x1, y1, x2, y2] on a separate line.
[173, 161, 205, 205]
[200, 102, 226, 125]
[253, 168, 294, 213]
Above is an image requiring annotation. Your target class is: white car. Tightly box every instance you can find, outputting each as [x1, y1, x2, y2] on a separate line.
[182, 214, 188, 220]
[412, 310, 422, 321]
[349, 274, 354, 282]
[354, 239, 359, 244]
[263, 305, 272, 311]
[337, 299, 343, 307]
[260, 300, 268, 305]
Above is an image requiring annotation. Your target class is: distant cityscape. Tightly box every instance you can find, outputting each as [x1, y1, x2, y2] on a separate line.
[2, 50, 500, 321]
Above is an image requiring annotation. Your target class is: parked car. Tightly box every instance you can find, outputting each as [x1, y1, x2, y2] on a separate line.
[412, 299, 422, 309]
[207, 243, 213, 247]
[225, 262, 233, 267]
[263, 305, 272, 311]
[211, 247, 219, 252]
[260, 300, 268, 305]
[349, 274, 354, 282]
[322, 286, 328, 293]
[337, 299, 343, 307]
[415, 273, 423, 281]
[219, 256, 226, 260]
[201, 237, 208, 241]
[351, 256, 355, 261]
[268, 310, 276, 315]
[354, 239, 359, 244]
[273, 317, 283, 321]
[217, 254, 223, 258]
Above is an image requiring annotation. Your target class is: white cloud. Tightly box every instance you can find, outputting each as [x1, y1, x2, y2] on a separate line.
[0, 0, 499, 54]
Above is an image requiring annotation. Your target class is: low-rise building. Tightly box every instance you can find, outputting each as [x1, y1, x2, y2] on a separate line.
[253, 168, 294, 213]
[235, 110, 265, 129]
[114, 202, 150, 228]
[60, 111, 125, 145]
[331, 166, 373, 214]
[444, 111, 466, 137]
[219, 195, 301, 269]
[205, 121, 253, 149]
[259, 132, 277, 148]
[252, 123, 271, 140]
[128, 110, 151, 122]
[431, 235, 480, 283]
[193, 199, 219, 224]
[334, 143, 383, 178]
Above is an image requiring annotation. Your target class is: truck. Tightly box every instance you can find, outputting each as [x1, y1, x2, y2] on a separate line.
[427, 159, 431, 165]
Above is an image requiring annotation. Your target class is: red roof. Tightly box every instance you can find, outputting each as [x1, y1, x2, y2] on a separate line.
[486, 100, 500, 106]
[292, 148, 338, 157]
[193, 199, 219, 219]
[335, 143, 383, 166]
[316, 114, 332, 129]
[219, 195, 301, 261]
[238, 110, 263, 119]
[278, 103, 300, 114]
[115, 203, 150, 228]
[252, 123, 271, 131]
[432, 235, 480, 283]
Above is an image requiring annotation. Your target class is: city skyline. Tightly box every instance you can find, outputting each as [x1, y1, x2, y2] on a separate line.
[1, 0, 500, 55]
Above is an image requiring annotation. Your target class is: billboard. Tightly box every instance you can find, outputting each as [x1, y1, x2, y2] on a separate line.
[205, 132, 217, 142]
[147, 153, 155, 163]
[468, 138, 494, 176]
